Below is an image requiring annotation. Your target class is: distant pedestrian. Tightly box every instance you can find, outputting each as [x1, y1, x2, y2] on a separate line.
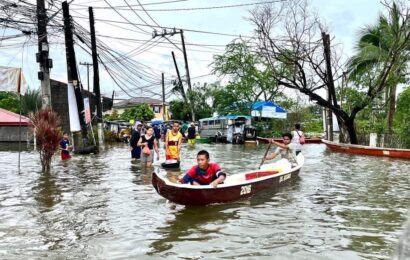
[60, 132, 73, 160]
[181, 121, 188, 138]
[187, 122, 196, 145]
[291, 123, 305, 155]
[130, 123, 143, 160]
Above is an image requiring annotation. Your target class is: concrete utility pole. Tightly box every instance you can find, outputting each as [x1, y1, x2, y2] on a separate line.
[322, 32, 334, 141]
[63, 1, 88, 144]
[89, 7, 104, 147]
[153, 29, 195, 121]
[79, 62, 92, 91]
[36, 0, 52, 108]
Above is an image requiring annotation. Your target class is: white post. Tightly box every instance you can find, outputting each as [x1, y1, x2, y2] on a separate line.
[98, 122, 104, 148]
[369, 133, 377, 147]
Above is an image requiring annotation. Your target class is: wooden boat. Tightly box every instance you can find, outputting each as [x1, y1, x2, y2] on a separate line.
[152, 154, 304, 205]
[257, 136, 322, 144]
[322, 139, 410, 159]
[161, 160, 180, 169]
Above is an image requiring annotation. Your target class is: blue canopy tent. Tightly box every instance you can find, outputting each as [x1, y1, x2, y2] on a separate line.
[150, 119, 163, 126]
[250, 101, 287, 119]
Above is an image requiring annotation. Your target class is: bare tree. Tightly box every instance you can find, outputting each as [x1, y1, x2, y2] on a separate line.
[251, 0, 410, 144]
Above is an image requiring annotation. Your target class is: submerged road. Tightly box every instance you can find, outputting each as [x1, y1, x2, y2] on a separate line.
[0, 142, 409, 259]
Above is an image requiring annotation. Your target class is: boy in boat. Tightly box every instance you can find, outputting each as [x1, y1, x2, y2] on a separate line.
[264, 133, 298, 165]
[165, 121, 183, 161]
[60, 132, 73, 160]
[179, 150, 226, 188]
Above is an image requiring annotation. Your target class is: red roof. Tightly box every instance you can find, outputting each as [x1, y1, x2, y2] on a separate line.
[0, 108, 31, 126]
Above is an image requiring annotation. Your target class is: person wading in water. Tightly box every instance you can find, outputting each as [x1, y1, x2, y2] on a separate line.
[165, 121, 183, 161]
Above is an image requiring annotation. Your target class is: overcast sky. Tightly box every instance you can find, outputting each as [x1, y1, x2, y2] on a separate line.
[0, 0, 384, 101]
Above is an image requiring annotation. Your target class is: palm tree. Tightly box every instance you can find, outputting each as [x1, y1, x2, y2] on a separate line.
[21, 88, 42, 115]
[348, 2, 409, 134]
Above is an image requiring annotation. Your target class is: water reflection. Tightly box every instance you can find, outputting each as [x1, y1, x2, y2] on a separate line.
[149, 204, 240, 255]
[32, 172, 61, 212]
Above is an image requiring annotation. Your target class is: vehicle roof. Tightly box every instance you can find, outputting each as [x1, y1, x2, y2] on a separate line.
[199, 115, 251, 121]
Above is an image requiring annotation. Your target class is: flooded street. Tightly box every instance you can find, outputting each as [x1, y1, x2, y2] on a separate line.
[0, 142, 409, 259]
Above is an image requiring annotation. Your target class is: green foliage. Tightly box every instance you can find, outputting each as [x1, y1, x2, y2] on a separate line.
[394, 86, 410, 147]
[169, 100, 190, 121]
[105, 109, 120, 121]
[212, 39, 282, 114]
[170, 84, 213, 120]
[120, 103, 155, 122]
[21, 88, 42, 115]
[0, 91, 20, 113]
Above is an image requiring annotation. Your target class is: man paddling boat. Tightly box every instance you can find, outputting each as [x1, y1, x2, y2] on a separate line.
[264, 133, 298, 165]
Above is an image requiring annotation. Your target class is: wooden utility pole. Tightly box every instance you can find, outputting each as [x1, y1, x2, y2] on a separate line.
[162, 72, 166, 121]
[153, 29, 195, 121]
[36, 0, 52, 108]
[63, 1, 87, 143]
[79, 62, 92, 91]
[322, 32, 335, 141]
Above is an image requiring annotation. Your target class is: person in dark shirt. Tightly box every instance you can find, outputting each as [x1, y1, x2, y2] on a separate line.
[179, 150, 226, 188]
[130, 123, 142, 160]
[153, 124, 161, 141]
[187, 123, 196, 145]
[60, 132, 73, 160]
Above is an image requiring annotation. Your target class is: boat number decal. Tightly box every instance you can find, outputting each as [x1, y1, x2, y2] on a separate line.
[279, 173, 291, 183]
[240, 185, 252, 195]
[383, 151, 390, 155]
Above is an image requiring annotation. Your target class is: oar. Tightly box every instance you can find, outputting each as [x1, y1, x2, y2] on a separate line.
[259, 139, 272, 169]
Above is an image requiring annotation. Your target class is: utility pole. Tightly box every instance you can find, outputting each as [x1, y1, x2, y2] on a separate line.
[79, 62, 92, 91]
[171, 51, 187, 103]
[322, 32, 335, 141]
[162, 72, 166, 121]
[63, 1, 87, 145]
[89, 7, 104, 147]
[153, 29, 195, 121]
[36, 0, 52, 108]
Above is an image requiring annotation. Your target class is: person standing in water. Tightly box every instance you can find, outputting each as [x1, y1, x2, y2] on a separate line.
[137, 126, 160, 167]
[60, 132, 73, 160]
[165, 121, 183, 161]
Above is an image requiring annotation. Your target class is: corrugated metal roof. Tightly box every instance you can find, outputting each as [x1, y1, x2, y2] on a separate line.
[0, 108, 30, 126]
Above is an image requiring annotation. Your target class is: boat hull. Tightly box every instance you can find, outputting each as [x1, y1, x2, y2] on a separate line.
[152, 168, 301, 206]
[322, 139, 410, 159]
[257, 136, 322, 144]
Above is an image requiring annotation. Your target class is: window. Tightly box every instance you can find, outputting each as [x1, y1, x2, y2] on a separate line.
[209, 120, 215, 125]
[153, 106, 161, 113]
[214, 120, 221, 126]
[203, 121, 208, 126]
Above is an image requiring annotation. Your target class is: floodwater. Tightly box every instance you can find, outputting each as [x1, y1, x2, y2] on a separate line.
[0, 141, 409, 259]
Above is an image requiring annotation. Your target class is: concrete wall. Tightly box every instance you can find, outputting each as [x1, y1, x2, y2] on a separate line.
[50, 79, 112, 132]
[0, 126, 32, 142]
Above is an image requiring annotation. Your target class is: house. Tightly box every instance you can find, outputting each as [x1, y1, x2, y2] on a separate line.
[112, 97, 169, 120]
[0, 108, 32, 142]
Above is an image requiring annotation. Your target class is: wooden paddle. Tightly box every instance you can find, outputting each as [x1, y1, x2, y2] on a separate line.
[259, 139, 272, 169]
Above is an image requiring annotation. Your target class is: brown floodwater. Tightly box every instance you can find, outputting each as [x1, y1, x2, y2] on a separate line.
[0, 141, 409, 259]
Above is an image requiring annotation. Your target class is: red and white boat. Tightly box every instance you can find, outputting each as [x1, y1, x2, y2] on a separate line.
[152, 155, 304, 206]
[322, 139, 410, 159]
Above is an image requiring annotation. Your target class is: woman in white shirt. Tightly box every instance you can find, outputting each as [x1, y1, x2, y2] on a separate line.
[291, 123, 304, 155]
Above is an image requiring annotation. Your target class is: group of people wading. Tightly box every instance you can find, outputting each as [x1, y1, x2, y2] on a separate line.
[129, 121, 187, 167]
